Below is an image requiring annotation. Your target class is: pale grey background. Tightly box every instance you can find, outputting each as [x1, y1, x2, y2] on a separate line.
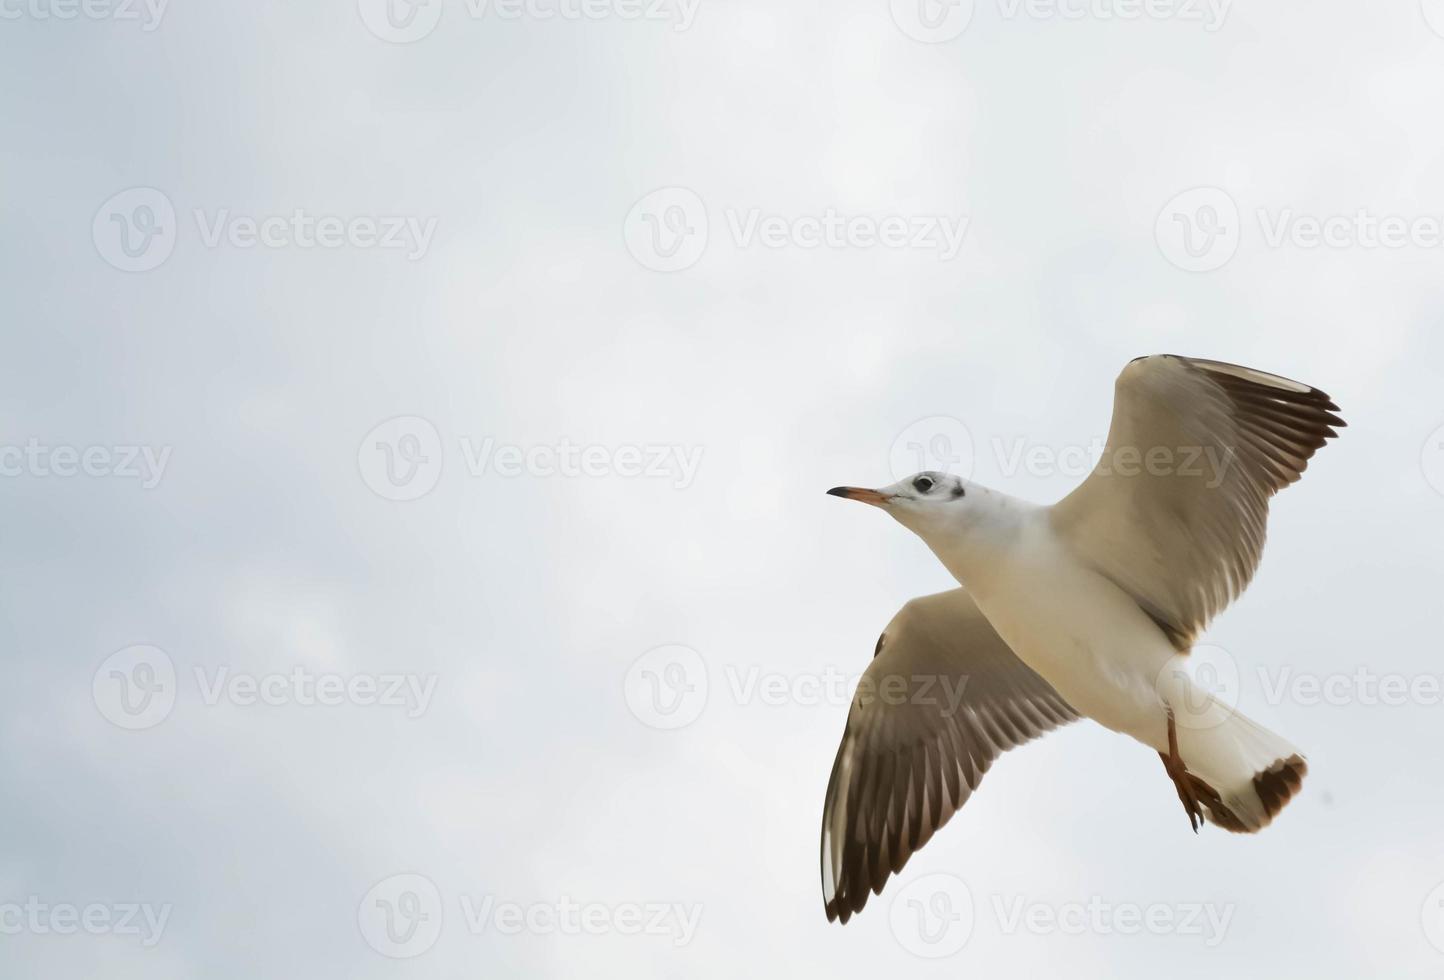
[3, 0, 1444, 977]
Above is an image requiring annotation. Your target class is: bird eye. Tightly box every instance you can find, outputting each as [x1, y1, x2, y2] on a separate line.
[912, 475, 934, 494]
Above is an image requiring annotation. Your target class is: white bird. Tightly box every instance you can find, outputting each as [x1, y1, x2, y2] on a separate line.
[821, 354, 1344, 923]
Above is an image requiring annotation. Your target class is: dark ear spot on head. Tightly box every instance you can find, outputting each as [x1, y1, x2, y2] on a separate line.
[952, 483, 966, 498]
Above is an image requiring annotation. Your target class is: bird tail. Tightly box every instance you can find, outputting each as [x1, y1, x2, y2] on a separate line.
[1173, 694, 1307, 833]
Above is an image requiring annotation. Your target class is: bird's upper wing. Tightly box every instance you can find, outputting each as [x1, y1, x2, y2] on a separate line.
[1049, 354, 1345, 651]
[821, 588, 1077, 924]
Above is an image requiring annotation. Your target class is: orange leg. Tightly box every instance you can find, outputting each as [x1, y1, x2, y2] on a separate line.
[1158, 710, 1203, 833]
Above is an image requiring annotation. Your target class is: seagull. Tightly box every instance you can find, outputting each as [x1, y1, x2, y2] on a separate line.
[820, 354, 1344, 924]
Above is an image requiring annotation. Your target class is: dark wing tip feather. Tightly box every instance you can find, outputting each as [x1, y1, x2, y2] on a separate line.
[1176, 356, 1346, 487]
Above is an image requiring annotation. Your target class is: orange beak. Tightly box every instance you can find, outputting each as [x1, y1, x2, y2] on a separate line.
[826, 486, 890, 507]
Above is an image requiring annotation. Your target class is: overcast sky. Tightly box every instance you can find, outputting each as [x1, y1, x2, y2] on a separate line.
[3, 1, 1444, 977]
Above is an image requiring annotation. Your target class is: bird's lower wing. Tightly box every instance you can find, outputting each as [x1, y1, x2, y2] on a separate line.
[821, 588, 1077, 924]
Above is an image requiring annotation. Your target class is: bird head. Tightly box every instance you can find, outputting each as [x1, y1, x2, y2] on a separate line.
[827, 471, 977, 543]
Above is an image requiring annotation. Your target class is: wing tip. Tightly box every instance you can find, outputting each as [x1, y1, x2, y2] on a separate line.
[1156, 353, 1348, 438]
[823, 885, 865, 925]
